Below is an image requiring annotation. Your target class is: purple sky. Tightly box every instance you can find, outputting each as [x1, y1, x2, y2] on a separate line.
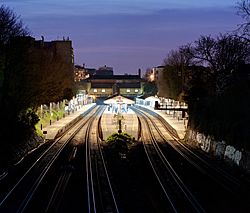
[2, 0, 242, 75]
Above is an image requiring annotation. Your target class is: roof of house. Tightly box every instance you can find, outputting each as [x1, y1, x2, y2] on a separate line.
[91, 82, 141, 88]
[89, 74, 142, 80]
[103, 95, 135, 104]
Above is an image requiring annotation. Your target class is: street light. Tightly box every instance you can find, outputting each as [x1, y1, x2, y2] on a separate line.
[149, 73, 154, 81]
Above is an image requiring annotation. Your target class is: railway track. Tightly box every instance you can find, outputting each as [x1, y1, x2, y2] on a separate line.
[85, 106, 120, 213]
[0, 105, 120, 212]
[134, 107, 205, 212]
[132, 106, 250, 212]
[0, 106, 99, 212]
[135, 106, 248, 193]
[1, 104, 249, 212]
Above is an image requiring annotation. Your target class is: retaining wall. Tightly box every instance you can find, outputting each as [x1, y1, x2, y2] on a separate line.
[185, 129, 250, 174]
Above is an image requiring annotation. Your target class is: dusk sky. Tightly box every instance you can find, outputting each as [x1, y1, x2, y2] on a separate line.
[2, 0, 242, 75]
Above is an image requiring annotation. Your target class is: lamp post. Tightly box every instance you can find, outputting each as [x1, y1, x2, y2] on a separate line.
[117, 111, 123, 134]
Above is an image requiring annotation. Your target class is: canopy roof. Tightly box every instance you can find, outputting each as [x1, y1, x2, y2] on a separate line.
[145, 96, 160, 102]
[104, 95, 135, 105]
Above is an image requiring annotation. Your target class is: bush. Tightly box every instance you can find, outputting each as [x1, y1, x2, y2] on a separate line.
[106, 132, 133, 153]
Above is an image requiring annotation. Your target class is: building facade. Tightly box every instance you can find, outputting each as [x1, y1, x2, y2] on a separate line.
[80, 69, 143, 99]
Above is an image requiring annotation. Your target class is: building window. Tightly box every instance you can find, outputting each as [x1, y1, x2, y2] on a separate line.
[94, 89, 97, 93]
[135, 89, 139, 93]
[102, 89, 105, 92]
[127, 89, 130, 93]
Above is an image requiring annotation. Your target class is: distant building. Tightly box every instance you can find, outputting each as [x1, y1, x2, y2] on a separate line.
[96, 65, 113, 75]
[34, 36, 74, 66]
[74, 63, 99, 82]
[74, 64, 89, 82]
[4, 36, 75, 104]
[85, 68, 96, 76]
[80, 69, 143, 99]
[8, 36, 74, 73]
[150, 66, 164, 82]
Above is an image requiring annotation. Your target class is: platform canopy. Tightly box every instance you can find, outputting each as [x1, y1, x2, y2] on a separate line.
[145, 96, 160, 102]
[104, 95, 135, 105]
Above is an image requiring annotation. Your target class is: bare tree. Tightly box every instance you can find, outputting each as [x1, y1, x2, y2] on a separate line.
[164, 47, 193, 67]
[183, 36, 218, 71]
[182, 34, 249, 94]
[0, 5, 30, 105]
[236, 0, 250, 39]
[161, 47, 196, 100]
[0, 5, 30, 45]
[187, 34, 249, 72]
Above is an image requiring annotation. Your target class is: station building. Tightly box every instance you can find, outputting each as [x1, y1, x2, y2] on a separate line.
[77, 68, 144, 101]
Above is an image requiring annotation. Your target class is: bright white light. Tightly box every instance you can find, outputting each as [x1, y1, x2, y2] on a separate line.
[150, 74, 154, 81]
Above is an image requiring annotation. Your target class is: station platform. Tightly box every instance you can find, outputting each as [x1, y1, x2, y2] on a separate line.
[42, 103, 187, 141]
[135, 104, 187, 140]
[101, 107, 139, 140]
[42, 103, 96, 140]
[42, 103, 139, 141]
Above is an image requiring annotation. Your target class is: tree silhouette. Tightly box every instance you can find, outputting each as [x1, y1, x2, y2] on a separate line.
[2, 36, 75, 122]
[236, 0, 250, 39]
[0, 5, 30, 44]
[0, 5, 30, 104]
[162, 48, 194, 100]
[183, 34, 249, 94]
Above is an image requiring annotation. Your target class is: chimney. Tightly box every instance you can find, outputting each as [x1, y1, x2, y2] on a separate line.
[138, 68, 141, 77]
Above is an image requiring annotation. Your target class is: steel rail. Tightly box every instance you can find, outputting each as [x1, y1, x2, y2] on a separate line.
[137, 112, 179, 212]
[86, 105, 120, 213]
[18, 108, 100, 213]
[86, 107, 102, 213]
[96, 111, 120, 213]
[0, 106, 99, 212]
[139, 117, 178, 213]
[137, 106, 243, 192]
[44, 146, 77, 212]
[44, 106, 103, 213]
[135, 108, 206, 213]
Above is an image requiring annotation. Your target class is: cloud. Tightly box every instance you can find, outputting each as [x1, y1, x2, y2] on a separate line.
[2, 0, 237, 17]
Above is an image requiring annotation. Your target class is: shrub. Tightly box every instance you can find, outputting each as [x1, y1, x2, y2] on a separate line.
[106, 132, 133, 153]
